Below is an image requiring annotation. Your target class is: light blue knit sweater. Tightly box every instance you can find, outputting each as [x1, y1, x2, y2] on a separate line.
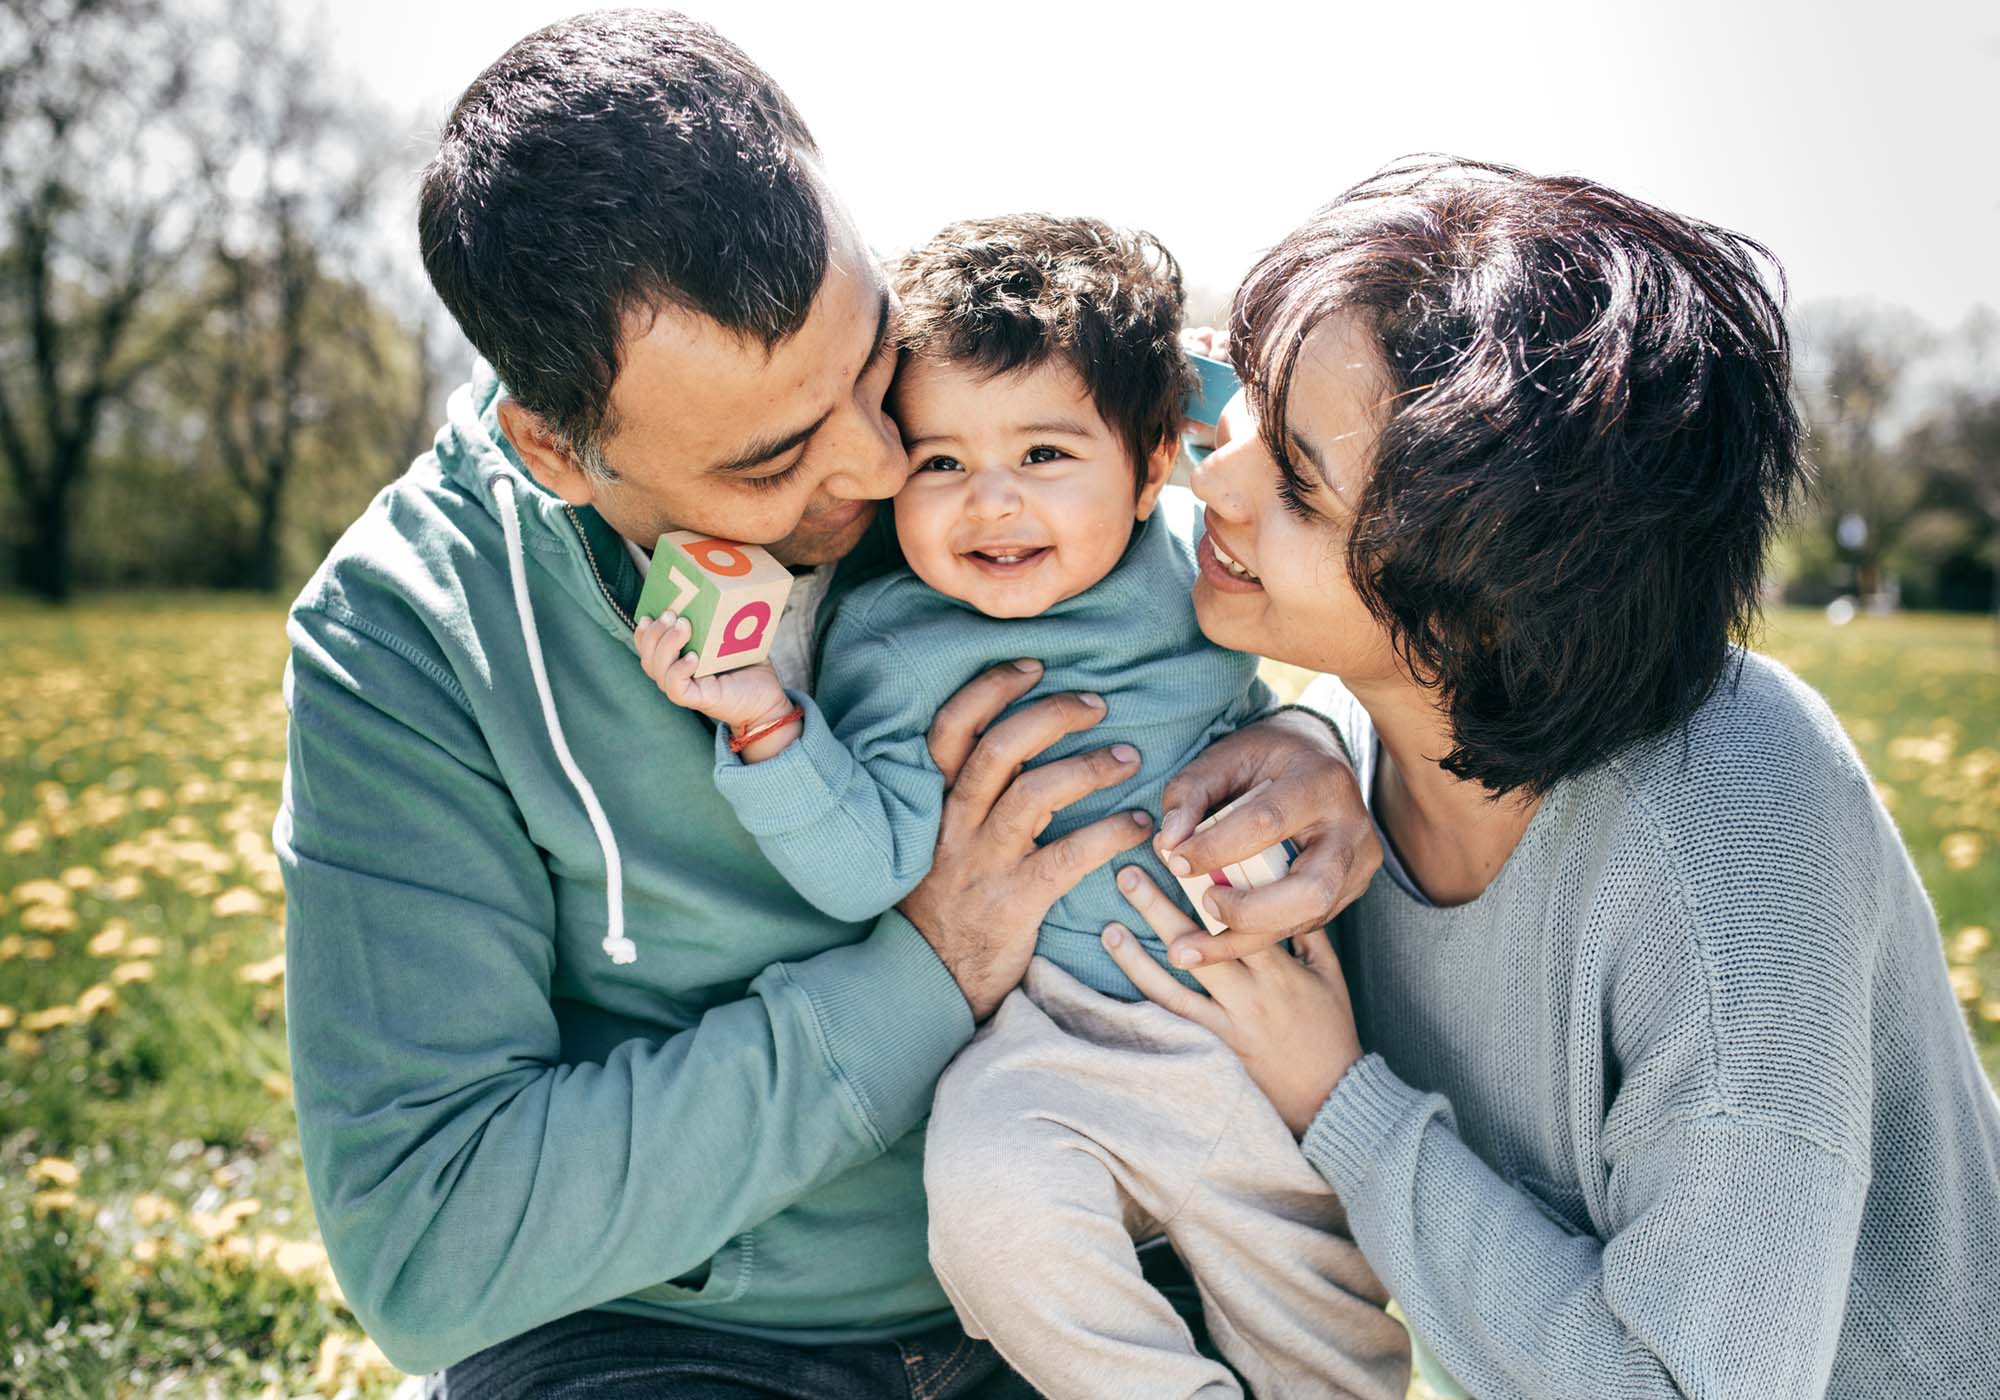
[712, 492, 1271, 999]
[1298, 657, 2000, 1398]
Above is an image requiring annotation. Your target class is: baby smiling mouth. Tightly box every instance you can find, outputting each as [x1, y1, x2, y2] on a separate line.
[966, 546, 1051, 565]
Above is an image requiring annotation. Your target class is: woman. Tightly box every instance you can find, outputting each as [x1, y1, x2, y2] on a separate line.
[1102, 159, 2000, 1397]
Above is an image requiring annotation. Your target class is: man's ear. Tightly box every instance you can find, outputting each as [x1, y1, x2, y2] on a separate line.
[496, 398, 597, 508]
[1133, 434, 1179, 521]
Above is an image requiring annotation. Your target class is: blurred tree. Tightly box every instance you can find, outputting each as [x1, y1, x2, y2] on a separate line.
[1795, 304, 1933, 599]
[189, 0, 400, 592]
[0, 0, 230, 599]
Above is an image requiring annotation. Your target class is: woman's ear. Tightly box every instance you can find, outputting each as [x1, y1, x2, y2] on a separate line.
[1133, 434, 1180, 521]
[496, 398, 597, 508]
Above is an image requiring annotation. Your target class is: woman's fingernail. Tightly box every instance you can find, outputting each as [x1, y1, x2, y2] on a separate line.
[1202, 895, 1221, 920]
[1102, 924, 1126, 948]
[1129, 811, 1153, 828]
[1174, 945, 1202, 968]
[1081, 692, 1106, 710]
[1167, 853, 1192, 876]
[1013, 658, 1041, 672]
[663, 612, 679, 629]
[1118, 867, 1140, 891]
[1112, 744, 1139, 764]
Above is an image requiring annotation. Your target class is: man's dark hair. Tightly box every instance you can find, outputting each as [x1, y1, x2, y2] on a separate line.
[1232, 156, 1806, 798]
[892, 215, 1197, 488]
[419, 8, 828, 466]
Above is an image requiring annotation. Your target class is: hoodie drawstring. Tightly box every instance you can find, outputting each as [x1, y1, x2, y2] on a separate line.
[493, 474, 637, 965]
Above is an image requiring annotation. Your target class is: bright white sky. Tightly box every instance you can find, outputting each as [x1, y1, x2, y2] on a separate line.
[319, 0, 1998, 330]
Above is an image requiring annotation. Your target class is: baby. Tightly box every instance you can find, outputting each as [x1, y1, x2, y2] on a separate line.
[638, 216, 1404, 1399]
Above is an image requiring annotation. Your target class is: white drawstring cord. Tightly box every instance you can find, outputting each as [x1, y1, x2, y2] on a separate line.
[493, 474, 637, 965]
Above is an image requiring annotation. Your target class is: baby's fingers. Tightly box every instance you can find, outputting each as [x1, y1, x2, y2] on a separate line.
[635, 615, 693, 685]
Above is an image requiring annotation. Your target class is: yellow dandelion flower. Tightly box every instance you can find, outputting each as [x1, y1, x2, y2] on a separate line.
[213, 887, 266, 918]
[60, 866, 98, 891]
[1955, 927, 1993, 963]
[0, 936, 21, 960]
[31, 1189, 78, 1216]
[22, 1004, 82, 1031]
[3, 824, 43, 854]
[5, 1030, 41, 1058]
[238, 954, 286, 985]
[22, 938, 56, 960]
[124, 935, 163, 958]
[270, 1238, 329, 1282]
[21, 904, 77, 936]
[74, 984, 117, 1018]
[131, 1193, 179, 1227]
[110, 960, 155, 986]
[190, 1197, 263, 1239]
[1983, 1000, 2000, 1024]
[0, 1006, 13, 1029]
[1949, 966, 1981, 1004]
[131, 1238, 162, 1265]
[1942, 832, 1987, 872]
[86, 920, 131, 956]
[104, 874, 145, 901]
[13, 878, 70, 907]
[136, 788, 168, 811]
[260, 1071, 293, 1100]
[28, 1156, 81, 1187]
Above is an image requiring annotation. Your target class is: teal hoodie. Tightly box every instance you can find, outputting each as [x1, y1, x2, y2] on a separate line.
[274, 363, 976, 1374]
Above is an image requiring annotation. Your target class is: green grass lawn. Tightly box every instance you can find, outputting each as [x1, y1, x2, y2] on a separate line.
[2, 598, 1995, 1397]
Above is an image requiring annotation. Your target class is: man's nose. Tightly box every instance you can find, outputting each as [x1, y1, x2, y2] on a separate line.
[821, 406, 909, 501]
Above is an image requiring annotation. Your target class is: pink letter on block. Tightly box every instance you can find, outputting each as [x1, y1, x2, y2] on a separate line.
[717, 601, 774, 657]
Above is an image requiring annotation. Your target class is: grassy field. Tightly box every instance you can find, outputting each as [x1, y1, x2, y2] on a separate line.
[2, 598, 1995, 1397]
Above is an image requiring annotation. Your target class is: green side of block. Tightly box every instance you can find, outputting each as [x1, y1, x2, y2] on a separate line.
[633, 536, 723, 651]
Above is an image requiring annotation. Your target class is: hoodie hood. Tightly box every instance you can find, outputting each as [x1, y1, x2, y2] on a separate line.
[435, 359, 644, 646]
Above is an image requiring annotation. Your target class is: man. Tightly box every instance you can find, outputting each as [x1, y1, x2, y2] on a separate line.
[275, 12, 1377, 1396]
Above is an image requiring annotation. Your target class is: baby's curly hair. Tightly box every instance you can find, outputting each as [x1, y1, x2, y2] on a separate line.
[891, 215, 1197, 488]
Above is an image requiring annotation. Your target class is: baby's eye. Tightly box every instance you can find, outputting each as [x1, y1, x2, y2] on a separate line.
[1024, 446, 1069, 465]
[917, 455, 962, 473]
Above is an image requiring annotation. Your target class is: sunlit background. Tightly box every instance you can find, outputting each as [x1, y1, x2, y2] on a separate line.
[2, 1, 1996, 1394]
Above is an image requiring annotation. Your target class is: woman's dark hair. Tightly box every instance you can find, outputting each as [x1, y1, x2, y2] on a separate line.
[1232, 157, 1805, 797]
[419, 9, 828, 464]
[893, 215, 1198, 489]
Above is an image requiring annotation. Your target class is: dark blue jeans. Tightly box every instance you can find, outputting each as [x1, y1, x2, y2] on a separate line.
[424, 1311, 1036, 1400]
[427, 1246, 1214, 1398]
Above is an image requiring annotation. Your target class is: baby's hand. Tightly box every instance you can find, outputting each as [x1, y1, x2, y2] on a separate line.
[635, 614, 800, 761]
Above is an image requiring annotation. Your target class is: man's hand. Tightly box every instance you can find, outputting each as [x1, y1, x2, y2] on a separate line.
[899, 659, 1155, 1021]
[1152, 708, 1380, 967]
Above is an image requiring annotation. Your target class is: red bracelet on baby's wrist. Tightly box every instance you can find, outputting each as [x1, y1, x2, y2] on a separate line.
[728, 704, 805, 754]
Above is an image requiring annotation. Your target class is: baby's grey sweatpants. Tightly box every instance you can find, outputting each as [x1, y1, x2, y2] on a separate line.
[925, 956, 1412, 1400]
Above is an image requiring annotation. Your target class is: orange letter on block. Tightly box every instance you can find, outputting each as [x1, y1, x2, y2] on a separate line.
[685, 538, 753, 577]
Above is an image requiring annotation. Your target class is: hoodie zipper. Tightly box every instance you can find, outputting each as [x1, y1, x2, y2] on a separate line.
[565, 504, 636, 631]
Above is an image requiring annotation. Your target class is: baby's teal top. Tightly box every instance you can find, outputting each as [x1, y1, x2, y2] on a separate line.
[712, 490, 1271, 999]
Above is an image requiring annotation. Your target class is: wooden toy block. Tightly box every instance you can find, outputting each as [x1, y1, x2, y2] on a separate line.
[635, 531, 794, 678]
[1171, 786, 1295, 935]
[1182, 352, 1240, 464]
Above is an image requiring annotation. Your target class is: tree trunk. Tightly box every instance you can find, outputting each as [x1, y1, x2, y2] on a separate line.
[16, 482, 73, 601]
[249, 477, 284, 593]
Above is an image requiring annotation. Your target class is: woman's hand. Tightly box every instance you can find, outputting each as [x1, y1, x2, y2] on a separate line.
[900, 659, 1155, 1022]
[1155, 709, 1381, 967]
[1101, 867, 1361, 1137]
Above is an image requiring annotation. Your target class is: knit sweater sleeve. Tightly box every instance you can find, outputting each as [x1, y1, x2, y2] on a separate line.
[711, 602, 945, 924]
[1302, 745, 1887, 1398]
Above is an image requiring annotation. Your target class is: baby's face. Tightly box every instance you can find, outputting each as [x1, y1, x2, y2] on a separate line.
[888, 356, 1169, 619]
